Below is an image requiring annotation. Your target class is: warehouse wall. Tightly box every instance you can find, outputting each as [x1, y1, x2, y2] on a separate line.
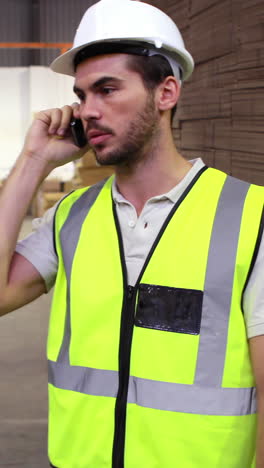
[0, 67, 75, 179]
[0, 0, 93, 66]
[0, 0, 263, 184]
[150, 0, 264, 184]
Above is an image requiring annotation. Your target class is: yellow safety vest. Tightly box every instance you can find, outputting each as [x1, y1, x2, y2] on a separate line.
[47, 167, 264, 468]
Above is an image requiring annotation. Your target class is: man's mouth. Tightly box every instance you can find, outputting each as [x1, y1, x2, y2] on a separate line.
[88, 130, 112, 146]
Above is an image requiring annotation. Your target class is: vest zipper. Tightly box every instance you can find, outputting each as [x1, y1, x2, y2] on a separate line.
[112, 285, 136, 468]
[111, 166, 208, 467]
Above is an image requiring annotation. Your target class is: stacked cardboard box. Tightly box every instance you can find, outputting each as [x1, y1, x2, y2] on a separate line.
[163, 0, 264, 183]
[31, 175, 81, 218]
[30, 150, 114, 218]
[31, 180, 65, 218]
[77, 149, 113, 187]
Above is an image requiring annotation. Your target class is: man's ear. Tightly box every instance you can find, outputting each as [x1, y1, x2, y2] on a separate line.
[156, 76, 181, 112]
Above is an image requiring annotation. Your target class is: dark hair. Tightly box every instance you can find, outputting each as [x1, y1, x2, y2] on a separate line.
[74, 43, 178, 123]
[126, 54, 177, 123]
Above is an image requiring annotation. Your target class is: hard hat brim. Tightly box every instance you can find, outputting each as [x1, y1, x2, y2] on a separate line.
[50, 38, 194, 81]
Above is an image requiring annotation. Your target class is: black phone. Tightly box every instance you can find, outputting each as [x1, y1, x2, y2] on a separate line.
[70, 118, 88, 148]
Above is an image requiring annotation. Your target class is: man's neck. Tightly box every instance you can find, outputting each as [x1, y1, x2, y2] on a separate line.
[114, 147, 192, 216]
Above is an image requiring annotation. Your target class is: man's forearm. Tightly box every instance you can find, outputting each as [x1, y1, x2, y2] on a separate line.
[0, 151, 50, 293]
[256, 404, 264, 468]
[0, 103, 84, 310]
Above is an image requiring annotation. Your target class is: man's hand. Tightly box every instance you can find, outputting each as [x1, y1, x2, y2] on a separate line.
[22, 103, 88, 172]
[0, 103, 88, 316]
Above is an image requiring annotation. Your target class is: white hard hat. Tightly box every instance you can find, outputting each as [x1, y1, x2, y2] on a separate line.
[50, 0, 194, 81]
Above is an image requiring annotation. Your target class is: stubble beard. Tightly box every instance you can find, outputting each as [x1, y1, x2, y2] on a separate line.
[92, 91, 159, 167]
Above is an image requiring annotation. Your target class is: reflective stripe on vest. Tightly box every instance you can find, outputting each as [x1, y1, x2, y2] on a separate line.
[48, 174, 256, 417]
[57, 179, 106, 365]
[48, 360, 256, 416]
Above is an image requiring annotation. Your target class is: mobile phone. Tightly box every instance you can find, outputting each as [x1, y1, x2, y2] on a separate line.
[70, 118, 88, 148]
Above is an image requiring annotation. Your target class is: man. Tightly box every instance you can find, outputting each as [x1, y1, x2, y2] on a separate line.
[0, 1, 263, 467]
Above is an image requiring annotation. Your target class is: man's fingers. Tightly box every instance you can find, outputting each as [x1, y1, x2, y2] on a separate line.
[34, 104, 81, 138]
[48, 108, 63, 135]
[72, 102, 81, 120]
[49, 105, 74, 136]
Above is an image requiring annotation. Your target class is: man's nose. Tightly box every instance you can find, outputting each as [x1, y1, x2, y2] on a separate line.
[80, 95, 101, 120]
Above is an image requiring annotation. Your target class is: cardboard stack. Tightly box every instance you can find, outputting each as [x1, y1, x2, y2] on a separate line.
[31, 179, 71, 218]
[30, 149, 114, 218]
[165, 0, 264, 184]
[77, 149, 113, 187]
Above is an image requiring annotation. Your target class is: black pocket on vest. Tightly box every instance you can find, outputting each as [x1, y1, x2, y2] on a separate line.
[135, 284, 203, 335]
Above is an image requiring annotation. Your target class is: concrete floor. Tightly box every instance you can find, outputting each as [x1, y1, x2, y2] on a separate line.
[0, 218, 52, 467]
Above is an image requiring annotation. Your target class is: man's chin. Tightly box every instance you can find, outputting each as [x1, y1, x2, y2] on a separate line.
[93, 146, 126, 167]
[94, 149, 118, 167]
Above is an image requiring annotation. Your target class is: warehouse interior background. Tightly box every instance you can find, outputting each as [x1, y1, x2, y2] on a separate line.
[0, 0, 263, 466]
[0, 0, 263, 191]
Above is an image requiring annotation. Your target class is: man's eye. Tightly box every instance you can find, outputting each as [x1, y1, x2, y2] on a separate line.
[77, 94, 85, 102]
[101, 87, 115, 95]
